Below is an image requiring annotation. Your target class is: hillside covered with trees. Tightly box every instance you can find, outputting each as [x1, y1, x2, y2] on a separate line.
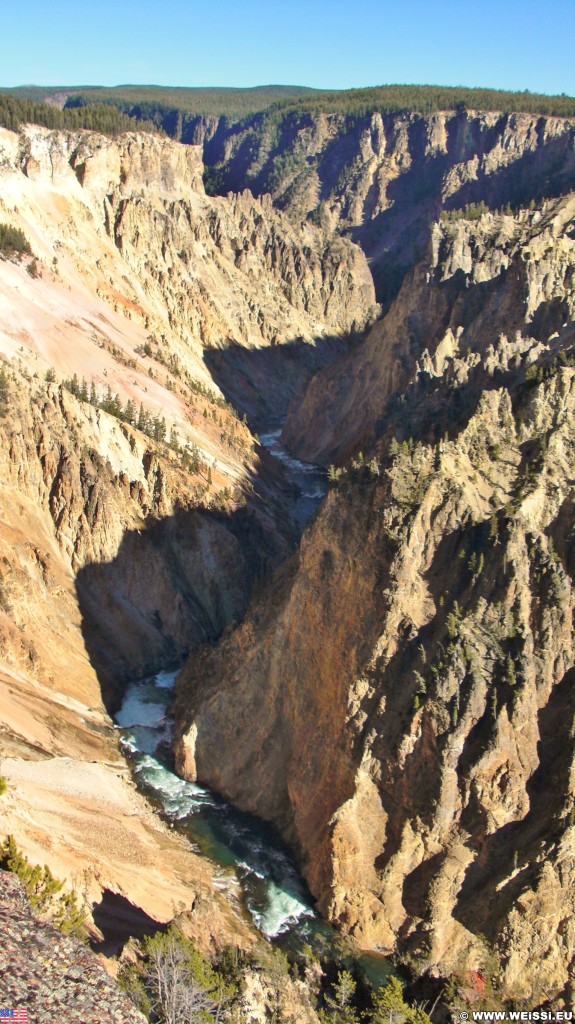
[2, 83, 575, 141]
[0, 93, 159, 135]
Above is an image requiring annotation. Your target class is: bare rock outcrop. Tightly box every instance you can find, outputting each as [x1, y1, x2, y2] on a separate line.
[0, 870, 146, 1023]
[0, 123, 376, 705]
[174, 193, 575, 1004]
[283, 194, 575, 464]
[0, 370, 276, 711]
[207, 108, 575, 307]
[0, 126, 376, 410]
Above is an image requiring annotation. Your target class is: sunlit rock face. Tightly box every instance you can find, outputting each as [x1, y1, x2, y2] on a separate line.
[204, 107, 575, 304]
[175, 190, 575, 1004]
[0, 123, 374, 932]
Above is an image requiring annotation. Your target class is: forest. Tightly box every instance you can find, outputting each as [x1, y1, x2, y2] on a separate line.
[0, 93, 158, 135]
[2, 83, 574, 141]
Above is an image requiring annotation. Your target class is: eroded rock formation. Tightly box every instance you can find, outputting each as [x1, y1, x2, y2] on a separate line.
[205, 109, 575, 306]
[0, 124, 373, 938]
[175, 193, 575, 1004]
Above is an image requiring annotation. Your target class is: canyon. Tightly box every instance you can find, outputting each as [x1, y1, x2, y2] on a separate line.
[1, 100, 575, 1013]
[0, 121, 373, 957]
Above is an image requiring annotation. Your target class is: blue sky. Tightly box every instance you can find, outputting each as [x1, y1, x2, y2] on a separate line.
[4, 0, 574, 96]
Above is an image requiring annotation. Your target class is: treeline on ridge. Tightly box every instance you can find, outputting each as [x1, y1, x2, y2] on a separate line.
[0, 93, 159, 136]
[261, 83, 575, 120]
[61, 82, 575, 129]
[3, 84, 317, 139]
[3, 83, 575, 144]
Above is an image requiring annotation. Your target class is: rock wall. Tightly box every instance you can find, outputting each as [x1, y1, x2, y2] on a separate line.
[283, 194, 575, 464]
[0, 371, 280, 713]
[174, 191, 575, 1004]
[205, 109, 575, 305]
[0, 123, 377, 703]
[0, 124, 376, 427]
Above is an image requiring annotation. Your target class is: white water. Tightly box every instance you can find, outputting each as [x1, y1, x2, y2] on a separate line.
[114, 436, 326, 937]
[259, 429, 326, 525]
[115, 672, 315, 938]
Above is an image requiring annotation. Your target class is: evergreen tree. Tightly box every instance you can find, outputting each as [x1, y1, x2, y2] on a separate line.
[0, 365, 8, 409]
[124, 399, 135, 424]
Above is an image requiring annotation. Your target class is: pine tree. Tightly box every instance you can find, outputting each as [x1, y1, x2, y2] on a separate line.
[0, 835, 62, 912]
[370, 977, 431, 1024]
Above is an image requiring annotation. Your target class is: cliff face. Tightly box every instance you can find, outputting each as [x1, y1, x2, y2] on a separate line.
[205, 109, 575, 304]
[283, 193, 575, 464]
[0, 123, 376, 702]
[0, 124, 374, 938]
[0, 125, 375, 425]
[0, 364, 271, 946]
[0, 372, 275, 710]
[174, 190, 575, 1003]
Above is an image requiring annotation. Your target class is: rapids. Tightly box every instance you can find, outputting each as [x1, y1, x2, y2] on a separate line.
[114, 431, 391, 985]
[116, 671, 315, 938]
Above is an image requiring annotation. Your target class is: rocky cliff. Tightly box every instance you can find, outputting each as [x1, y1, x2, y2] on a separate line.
[284, 193, 575, 463]
[204, 109, 575, 306]
[0, 124, 373, 945]
[0, 125, 375, 424]
[174, 190, 575, 1005]
[0, 122, 375, 698]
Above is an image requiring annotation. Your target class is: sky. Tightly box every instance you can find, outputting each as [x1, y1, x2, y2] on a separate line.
[3, 0, 574, 96]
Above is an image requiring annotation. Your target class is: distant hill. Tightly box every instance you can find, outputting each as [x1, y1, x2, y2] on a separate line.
[2, 84, 318, 120]
[3, 82, 575, 125]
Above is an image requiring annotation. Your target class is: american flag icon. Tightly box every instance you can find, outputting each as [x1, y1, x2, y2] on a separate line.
[3, 1011, 28, 1023]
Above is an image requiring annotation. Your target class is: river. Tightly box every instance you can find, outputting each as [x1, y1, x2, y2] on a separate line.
[114, 433, 391, 988]
[116, 669, 315, 938]
[258, 429, 327, 529]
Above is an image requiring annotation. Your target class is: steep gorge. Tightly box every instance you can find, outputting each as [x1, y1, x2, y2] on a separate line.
[0, 122, 375, 698]
[2, 105, 575, 1008]
[174, 191, 575, 1003]
[0, 123, 373, 946]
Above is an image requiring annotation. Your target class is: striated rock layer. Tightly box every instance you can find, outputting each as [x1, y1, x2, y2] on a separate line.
[175, 192, 575, 1004]
[0, 124, 373, 943]
[206, 108, 575, 307]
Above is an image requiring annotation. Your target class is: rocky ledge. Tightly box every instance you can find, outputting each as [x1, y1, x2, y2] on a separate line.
[0, 871, 145, 1023]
